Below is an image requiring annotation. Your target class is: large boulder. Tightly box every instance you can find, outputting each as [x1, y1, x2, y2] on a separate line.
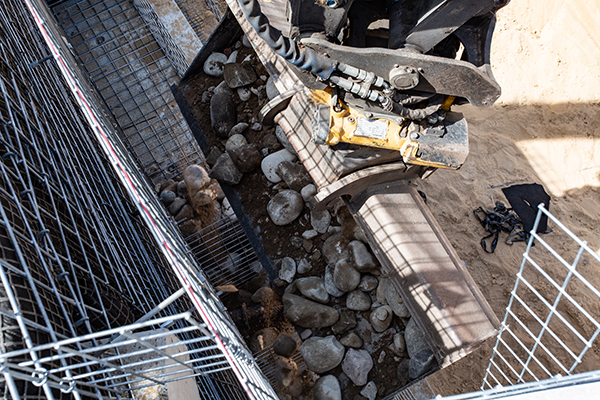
[300, 336, 345, 373]
[283, 293, 339, 329]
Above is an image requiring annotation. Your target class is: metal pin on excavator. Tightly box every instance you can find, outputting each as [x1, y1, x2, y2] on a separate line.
[186, 0, 507, 385]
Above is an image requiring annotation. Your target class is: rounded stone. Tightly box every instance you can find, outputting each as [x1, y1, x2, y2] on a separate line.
[267, 190, 303, 226]
[273, 333, 297, 358]
[160, 190, 176, 205]
[313, 375, 342, 400]
[279, 257, 296, 283]
[340, 332, 363, 349]
[311, 209, 331, 234]
[210, 91, 236, 138]
[346, 289, 372, 311]
[333, 259, 360, 292]
[203, 52, 227, 77]
[300, 336, 345, 374]
[341, 348, 373, 386]
[301, 184, 317, 202]
[183, 164, 210, 191]
[229, 122, 249, 137]
[296, 277, 329, 304]
[225, 134, 248, 154]
[237, 86, 251, 101]
[358, 275, 379, 292]
[261, 149, 297, 183]
[283, 293, 339, 329]
[370, 305, 393, 333]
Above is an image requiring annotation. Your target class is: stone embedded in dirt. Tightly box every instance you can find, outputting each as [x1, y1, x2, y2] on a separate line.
[378, 350, 387, 363]
[274, 125, 296, 155]
[223, 63, 257, 88]
[379, 278, 410, 318]
[302, 229, 318, 240]
[262, 133, 281, 151]
[290, 235, 303, 249]
[261, 149, 297, 183]
[266, 189, 303, 226]
[324, 264, 345, 297]
[168, 197, 187, 216]
[237, 87, 251, 101]
[301, 183, 317, 202]
[370, 305, 393, 333]
[276, 161, 312, 191]
[313, 375, 342, 400]
[358, 275, 379, 292]
[178, 219, 201, 237]
[348, 240, 377, 272]
[311, 209, 331, 233]
[273, 333, 297, 358]
[226, 50, 238, 64]
[279, 257, 296, 283]
[247, 272, 271, 294]
[177, 181, 187, 198]
[405, 318, 430, 358]
[206, 147, 223, 167]
[342, 348, 373, 386]
[203, 52, 227, 77]
[249, 327, 279, 353]
[346, 289, 372, 311]
[184, 164, 210, 191]
[322, 232, 351, 265]
[160, 190, 176, 206]
[303, 238, 313, 252]
[389, 333, 406, 356]
[409, 347, 436, 379]
[360, 381, 377, 400]
[300, 336, 345, 374]
[209, 153, 243, 185]
[189, 188, 217, 210]
[331, 309, 357, 335]
[210, 91, 236, 138]
[174, 204, 193, 222]
[225, 134, 248, 154]
[296, 277, 329, 304]
[251, 122, 262, 131]
[201, 90, 211, 103]
[229, 122, 249, 137]
[283, 293, 339, 329]
[214, 80, 233, 95]
[333, 259, 361, 293]
[251, 286, 276, 304]
[340, 331, 363, 348]
[229, 144, 262, 173]
[266, 76, 279, 100]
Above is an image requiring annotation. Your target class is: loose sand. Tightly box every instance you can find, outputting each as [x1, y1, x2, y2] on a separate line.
[423, 1, 600, 394]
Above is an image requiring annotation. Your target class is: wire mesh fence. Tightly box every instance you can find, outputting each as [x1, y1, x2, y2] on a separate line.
[0, 0, 278, 398]
[482, 204, 600, 390]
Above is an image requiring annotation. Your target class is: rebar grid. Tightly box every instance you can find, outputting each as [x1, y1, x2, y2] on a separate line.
[482, 204, 600, 390]
[1, 0, 277, 398]
[50, 0, 204, 186]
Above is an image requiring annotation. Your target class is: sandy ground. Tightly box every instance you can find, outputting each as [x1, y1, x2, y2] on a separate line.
[423, 0, 600, 395]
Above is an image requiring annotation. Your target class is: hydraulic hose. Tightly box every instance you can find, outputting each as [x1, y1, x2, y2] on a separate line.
[391, 94, 444, 120]
[237, 0, 338, 79]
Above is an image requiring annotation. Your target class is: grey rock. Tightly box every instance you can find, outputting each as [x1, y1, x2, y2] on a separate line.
[184, 164, 210, 192]
[342, 349, 373, 386]
[370, 305, 393, 333]
[409, 347, 436, 379]
[249, 327, 279, 353]
[229, 144, 262, 173]
[301, 184, 317, 202]
[340, 332, 362, 348]
[168, 197, 187, 216]
[201, 90, 211, 103]
[313, 375, 342, 400]
[297, 258, 312, 274]
[242, 34, 251, 48]
[223, 63, 257, 88]
[251, 122, 263, 131]
[210, 92, 236, 138]
[177, 180, 187, 198]
[225, 134, 248, 154]
[209, 153, 243, 185]
[213, 81, 232, 95]
[229, 122, 249, 137]
[300, 336, 345, 374]
[346, 290, 372, 311]
[266, 76, 279, 100]
[290, 235, 303, 249]
[405, 318, 430, 358]
[324, 264, 345, 297]
[296, 277, 329, 304]
[203, 52, 227, 77]
[397, 358, 410, 386]
[303, 238, 313, 252]
[276, 161, 312, 191]
[160, 190, 176, 206]
[206, 147, 222, 167]
[311, 209, 331, 234]
[237, 87, 251, 101]
[360, 381, 377, 400]
[273, 333, 297, 358]
[348, 240, 377, 272]
[380, 279, 410, 318]
[389, 333, 406, 356]
[279, 257, 296, 283]
[300, 329, 312, 340]
[174, 204, 193, 222]
[322, 232, 350, 265]
[358, 275, 379, 292]
[189, 188, 217, 209]
[331, 309, 357, 335]
[226, 50, 238, 64]
[275, 125, 296, 155]
[283, 293, 339, 329]
[333, 259, 360, 293]
[262, 133, 281, 150]
[251, 287, 276, 304]
[302, 230, 318, 240]
[261, 149, 297, 183]
[267, 190, 303, 226]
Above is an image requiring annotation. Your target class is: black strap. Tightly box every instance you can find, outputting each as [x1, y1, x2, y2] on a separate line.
[473, 202, 528, 253]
